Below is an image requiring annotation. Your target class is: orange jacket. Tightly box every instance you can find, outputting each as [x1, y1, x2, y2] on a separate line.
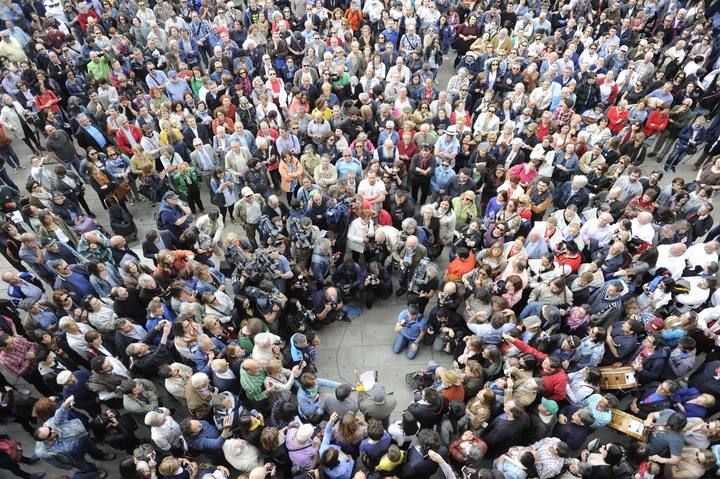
[344, 9, 363, 31]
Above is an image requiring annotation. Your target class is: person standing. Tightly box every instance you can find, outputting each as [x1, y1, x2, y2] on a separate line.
[44, 125, 84, 178]
[34, 396, 115, 479]
[233, 187, 265, 249]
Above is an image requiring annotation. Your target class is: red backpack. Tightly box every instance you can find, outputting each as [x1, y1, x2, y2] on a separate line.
[0, 437, 22, 462]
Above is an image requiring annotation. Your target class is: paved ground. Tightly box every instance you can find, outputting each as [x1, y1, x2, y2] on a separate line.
[0, 62, 715, 476]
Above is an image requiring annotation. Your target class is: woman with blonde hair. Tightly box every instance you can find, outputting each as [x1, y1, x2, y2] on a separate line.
[452, 190, 478, 227]
[665, 448, 717, 479]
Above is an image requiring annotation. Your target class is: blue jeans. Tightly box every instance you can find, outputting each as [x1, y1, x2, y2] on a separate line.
[665, 146, 688, 168]
[393, 334, 420, 359]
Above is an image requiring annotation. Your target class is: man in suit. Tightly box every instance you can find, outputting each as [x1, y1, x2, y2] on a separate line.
[189, 138, 218, 187]
[182, 115, 211, 150]
[665, 116, 707, 172]
[75, 113, 112, 152]
[108, 235, 141, 267]
[554, 175, 590, 212]
[141, 229, 177, 265]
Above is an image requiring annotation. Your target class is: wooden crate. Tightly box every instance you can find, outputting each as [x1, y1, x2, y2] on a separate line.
[599, 366, 637, 390]
[608, 409, 648, 442]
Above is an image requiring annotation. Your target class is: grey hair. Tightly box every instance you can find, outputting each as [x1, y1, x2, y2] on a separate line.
[401, 218, 418, 231]
[58, 316, 74, 331]
[420, 204, 437, 216]
[190, 372, 209, 388]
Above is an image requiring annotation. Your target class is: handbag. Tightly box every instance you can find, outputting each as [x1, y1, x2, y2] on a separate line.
[211, 190, 225, 206]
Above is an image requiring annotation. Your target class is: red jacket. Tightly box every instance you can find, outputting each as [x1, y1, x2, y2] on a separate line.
[607, 106, 628, 134]
[539, 368, 568, 401]
[643, 110, 669, 138]
[116, 125, 143, 155]
[512, 338, 568, 401]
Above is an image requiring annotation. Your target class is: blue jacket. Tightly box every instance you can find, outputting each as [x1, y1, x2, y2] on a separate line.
[430, 167, 456, 193]
[192, 338, 227, 374]
[676, 124, 706, 150]
[320, 422, 355, 479]
[297, 378, 341, 419]
[188, 421, 225, 452]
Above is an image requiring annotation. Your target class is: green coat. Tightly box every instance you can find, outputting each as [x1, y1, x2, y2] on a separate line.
[171, 167, 200, 195]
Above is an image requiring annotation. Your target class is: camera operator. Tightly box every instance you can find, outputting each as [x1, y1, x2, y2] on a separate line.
[306, 190, 330, 230]
[245, 280, 287, 333]
[392, 235, 428, 297]
[407, 260, 440, 315]
[424, 307, 467, 354]
[267, 247, 294, 294]
[310, 238, 334, 289]
[224, 232, 254, 277]
[288, 216, 320, 269]
[436, 281, 462, 312]
[363, 261, 393, 309]
[312, 286, 350, 324]
[366, 225, 400, 266]
[332, 257, 364, 302]
[451, 220, 484, 259]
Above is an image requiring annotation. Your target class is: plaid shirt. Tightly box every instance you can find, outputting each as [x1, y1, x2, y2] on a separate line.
[0, 336, 38, 376]
[533, 438, 565, 479]
[552, 106, 574, 127]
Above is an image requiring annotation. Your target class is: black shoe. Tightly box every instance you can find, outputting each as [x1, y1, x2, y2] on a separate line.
[98, 471, 108, 479]
[339, 315, 352, 323]
[100, 453, 116, 461]
[365, 301, 373, 310]
[29, 473, 46, 479]
[26, 455, 40, 464]
[670, 166, 676, 173]
[648, 152, 657, 157]
[395, 288, 407, 297]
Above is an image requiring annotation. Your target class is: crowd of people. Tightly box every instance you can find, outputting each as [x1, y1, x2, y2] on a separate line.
[1, 0, 720, 478]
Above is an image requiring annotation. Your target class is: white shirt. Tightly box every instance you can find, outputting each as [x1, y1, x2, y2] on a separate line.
[357, 179, 387, 201]
[685, 243, 718, 269]
[152, 416, 185, 451]
[631, 219, 656, 244]
[654, 245, 687, 280]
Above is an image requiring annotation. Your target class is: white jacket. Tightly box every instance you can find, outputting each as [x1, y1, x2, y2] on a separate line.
[347, 218, 375, 253]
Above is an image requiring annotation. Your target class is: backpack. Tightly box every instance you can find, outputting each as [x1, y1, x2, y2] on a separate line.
[0, 436, 22, 462]
[326, 201, 350, 226]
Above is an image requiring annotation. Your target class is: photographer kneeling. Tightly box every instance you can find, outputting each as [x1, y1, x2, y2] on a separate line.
[364, 261, 393, 309]
[312, 286, 350, 325]
[332, 258, 364, 303]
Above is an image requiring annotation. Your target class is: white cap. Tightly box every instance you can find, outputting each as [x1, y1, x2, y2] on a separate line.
[57, 370, 73, 385]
